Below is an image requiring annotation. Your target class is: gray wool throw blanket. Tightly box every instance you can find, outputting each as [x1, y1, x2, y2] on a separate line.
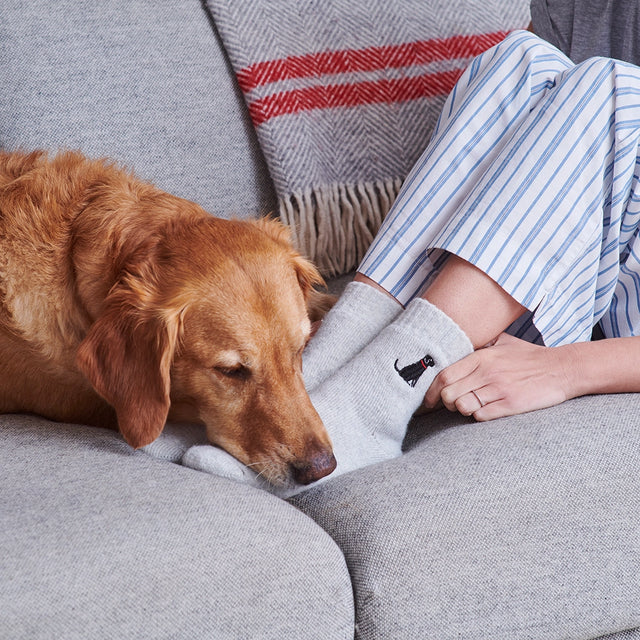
[206, 0, 531, 275]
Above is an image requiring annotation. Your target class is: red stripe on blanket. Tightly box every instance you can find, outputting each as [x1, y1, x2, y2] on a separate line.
[237, 31, 509, 93]
[248, 67, 465, 126]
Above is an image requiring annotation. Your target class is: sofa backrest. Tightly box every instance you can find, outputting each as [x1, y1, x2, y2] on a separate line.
[0, 0, 276, 219]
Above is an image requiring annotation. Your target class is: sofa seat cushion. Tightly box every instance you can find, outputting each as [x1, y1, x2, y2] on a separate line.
[293, 394, 640, 639]
[0, 415, 353, 640]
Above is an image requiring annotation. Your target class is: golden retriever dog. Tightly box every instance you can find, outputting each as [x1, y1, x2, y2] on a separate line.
[0, 150, 337, 485]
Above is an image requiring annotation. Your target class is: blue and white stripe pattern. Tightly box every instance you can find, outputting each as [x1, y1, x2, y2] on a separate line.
[359, 30, 640, 346]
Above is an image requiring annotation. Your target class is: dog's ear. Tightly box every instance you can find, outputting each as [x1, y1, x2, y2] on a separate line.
[290, 253, 338, 322]
[291, 253, 324, 298]
[76, 281, 181, 449]
[305, 287, 337, 324]
[250, 215, 335, 319]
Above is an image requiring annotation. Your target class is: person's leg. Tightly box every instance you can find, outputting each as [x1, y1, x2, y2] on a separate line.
[318, 47, 640, 480]
[356, 255, 526, 350]
[304, 56, 640, 491]
[359, 30, 574, 304]
[303, 30, 572, 386]
[361, 47, 640, 348]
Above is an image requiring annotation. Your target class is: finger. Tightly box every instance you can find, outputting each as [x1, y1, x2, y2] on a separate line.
[469, 381, 534, 421]
[424, 353, 480, 407]
[453, 390, 484, 416]
[415, 399, 443, 414]
[472, 383, 568, 422]
[471, 398, 516, 422]
[439, 372, 490, 412]
[423, 382, 443, 409]
[454, 385, 497, 416]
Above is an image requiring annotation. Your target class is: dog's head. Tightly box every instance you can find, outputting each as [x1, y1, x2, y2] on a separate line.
[76, 211, 336, 486]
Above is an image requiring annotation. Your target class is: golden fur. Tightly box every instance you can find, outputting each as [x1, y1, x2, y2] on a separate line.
[0, 150, 336, 485]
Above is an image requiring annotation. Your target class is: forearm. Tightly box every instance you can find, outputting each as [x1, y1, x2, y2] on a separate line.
[562, 336, 640, 398]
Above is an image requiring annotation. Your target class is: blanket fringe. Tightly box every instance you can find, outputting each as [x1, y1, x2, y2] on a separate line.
[279, 178, 403, 276]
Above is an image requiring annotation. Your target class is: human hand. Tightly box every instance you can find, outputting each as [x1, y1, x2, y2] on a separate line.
[424, 332, 575, 420]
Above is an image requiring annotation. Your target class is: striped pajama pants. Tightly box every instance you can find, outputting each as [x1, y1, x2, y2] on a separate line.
[359, 30, 640, 347]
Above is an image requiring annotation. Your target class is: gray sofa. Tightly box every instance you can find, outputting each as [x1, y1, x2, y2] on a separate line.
[2, 2, 640, 638]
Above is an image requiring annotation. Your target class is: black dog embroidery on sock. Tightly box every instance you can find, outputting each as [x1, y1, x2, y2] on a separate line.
[394, 355, 435, 387]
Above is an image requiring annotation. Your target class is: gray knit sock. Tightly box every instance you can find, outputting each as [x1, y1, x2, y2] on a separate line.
[182, 298, 473, 498]
[182, 444, 273, 490]
[303, 280, 402, 391]
[310, 297, 473, 479]
[142, 422, 208, 462]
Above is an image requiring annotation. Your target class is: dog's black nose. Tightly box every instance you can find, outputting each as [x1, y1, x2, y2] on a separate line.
[290, 451, 337, 485]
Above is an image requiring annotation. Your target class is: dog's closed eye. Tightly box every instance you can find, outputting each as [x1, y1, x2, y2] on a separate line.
[213, 364, 251, 381]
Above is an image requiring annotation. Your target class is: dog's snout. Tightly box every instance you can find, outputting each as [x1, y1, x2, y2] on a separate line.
[290, 449, 337, 485]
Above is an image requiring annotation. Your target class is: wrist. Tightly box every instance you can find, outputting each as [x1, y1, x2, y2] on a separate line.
[554, 337, 640, 398]
[555, 342, 587, 400]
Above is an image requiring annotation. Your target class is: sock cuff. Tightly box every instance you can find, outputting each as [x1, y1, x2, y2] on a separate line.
[392, 297, 473, 367]
[339, 280, 402, 319]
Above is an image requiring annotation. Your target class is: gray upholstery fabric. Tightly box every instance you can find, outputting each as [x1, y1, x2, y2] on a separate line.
[293, 394, 640, 639]
[597, 631, 640, 640]
[0, 0, 277, 219]
[0, 415, 354, 640]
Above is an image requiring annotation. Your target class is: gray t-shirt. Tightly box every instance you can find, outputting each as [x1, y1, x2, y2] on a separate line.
[530, 0, 640, 65]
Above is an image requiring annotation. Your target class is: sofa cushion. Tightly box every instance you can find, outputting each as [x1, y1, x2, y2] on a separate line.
[293, 394, 640, 639]
[597, 631, 640, 640]
[0, 415, 354, 640]
[0, 0, 276, 218]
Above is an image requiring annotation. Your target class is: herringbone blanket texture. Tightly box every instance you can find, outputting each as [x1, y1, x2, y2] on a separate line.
[206, 0, 531, 275]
